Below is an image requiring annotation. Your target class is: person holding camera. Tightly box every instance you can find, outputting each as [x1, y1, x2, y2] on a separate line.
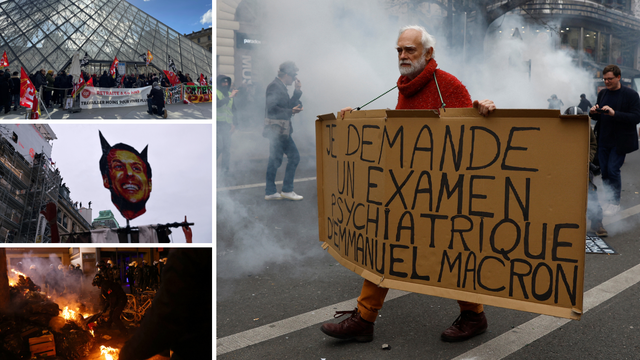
[263, 61, 304, 201]
[590, 64, 640, 216]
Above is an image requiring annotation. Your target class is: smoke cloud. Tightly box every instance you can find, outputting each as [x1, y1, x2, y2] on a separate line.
[218, 0, 601, 285]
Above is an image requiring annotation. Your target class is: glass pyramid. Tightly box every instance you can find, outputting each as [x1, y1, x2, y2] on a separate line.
[0, 0, 212, 77]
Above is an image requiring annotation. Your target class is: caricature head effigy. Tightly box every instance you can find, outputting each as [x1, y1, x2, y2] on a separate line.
[99, 131, 152, 221]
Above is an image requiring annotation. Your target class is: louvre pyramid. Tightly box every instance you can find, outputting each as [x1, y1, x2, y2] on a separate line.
[0, 0, 212, 77]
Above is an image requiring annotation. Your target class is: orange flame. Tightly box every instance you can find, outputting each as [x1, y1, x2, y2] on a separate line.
[61, 306, 78, 321]
[8, 269, 26, 286]
[100, 345, 119, 360]
[11, 269, 26, 277]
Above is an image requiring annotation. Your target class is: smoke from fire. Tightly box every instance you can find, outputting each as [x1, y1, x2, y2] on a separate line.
[6, 252, 102, 313]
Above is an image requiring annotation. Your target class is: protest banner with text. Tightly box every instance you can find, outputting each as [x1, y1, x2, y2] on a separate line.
[79, 86, 152, 109]
[316, 109, 589, 320]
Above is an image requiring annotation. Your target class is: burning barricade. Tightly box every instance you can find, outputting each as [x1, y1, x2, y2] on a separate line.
[0, 269, 97, 360]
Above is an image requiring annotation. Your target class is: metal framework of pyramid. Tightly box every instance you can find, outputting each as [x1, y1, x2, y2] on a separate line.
[0, 0, 212, 77]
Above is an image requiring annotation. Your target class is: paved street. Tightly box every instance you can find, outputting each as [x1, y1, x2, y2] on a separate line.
[217, 128, 640, 359]
[0, 102, 212, 120]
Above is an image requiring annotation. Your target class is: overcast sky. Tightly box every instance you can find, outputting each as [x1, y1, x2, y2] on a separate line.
[49, 123, 212, 244]
[128, 0, 213, 35]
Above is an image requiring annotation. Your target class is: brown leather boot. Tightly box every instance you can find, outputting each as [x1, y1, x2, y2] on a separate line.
[441, 310, 487, 342]
[320, 308, 374, 342]
[591, 221, 608, 237]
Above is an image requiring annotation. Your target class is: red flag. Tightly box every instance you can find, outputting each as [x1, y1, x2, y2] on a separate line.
[71, 76, 85, 97]
[0, 51, 8, 69]
[109, 56, 119, 78]
[199, 73, 207, 86]
[163, 70, 180, 86]
[19, 68, 36, 109]
[146, 50, 153, 66]
[86, 77, 94, 87]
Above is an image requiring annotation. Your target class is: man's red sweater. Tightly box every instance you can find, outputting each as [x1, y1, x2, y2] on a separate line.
[396, 59, 472, 110]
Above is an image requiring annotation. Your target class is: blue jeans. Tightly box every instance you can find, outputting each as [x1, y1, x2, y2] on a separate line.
[265, 135, 300, 195]
[598, 146, 626, 204]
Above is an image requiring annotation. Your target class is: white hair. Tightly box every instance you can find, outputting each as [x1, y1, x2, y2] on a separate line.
[399, 25, 436, 58]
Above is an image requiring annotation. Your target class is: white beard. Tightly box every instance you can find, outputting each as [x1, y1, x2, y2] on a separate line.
[398, 56, 426, 77]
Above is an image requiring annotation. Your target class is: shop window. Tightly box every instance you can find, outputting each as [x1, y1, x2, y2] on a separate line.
[611, 36, 634, 68]
[583, 30, 597, 62]
[560, 27, 580, 51]
[599, 35, 610, 64]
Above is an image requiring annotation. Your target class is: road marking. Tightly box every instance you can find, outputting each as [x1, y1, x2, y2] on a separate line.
[453, 262, 640, 360]
[603, 202, 640, 225]
[217, 177, 317, 192]
[216, 289, 408, 356]
[216, 201, 640, 357]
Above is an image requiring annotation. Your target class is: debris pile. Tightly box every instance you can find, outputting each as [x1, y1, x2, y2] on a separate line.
[0, 282, 95, 360]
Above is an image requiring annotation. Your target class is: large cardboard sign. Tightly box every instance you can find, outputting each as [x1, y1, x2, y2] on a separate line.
[79, 86, 152, 109]
[316, 109, 589, 320]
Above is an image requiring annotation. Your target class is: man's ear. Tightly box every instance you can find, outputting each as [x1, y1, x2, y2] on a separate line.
[425, 47, 434, 61]
[102, 175, 110, 189]
[148, 179, 152, 192]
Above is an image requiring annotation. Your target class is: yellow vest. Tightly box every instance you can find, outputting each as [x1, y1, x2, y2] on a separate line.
[216, 89, 233, 123]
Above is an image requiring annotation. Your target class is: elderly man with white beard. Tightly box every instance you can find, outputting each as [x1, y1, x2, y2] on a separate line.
[321, 25, 496, 343]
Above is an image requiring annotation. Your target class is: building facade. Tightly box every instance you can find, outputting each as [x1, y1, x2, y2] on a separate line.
[0, 0, 212, 78]
[185, 27, 212, 53]
[0, 125, 91, 243]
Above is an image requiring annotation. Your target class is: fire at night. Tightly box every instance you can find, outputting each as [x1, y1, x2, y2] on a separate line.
[0, 248, 212, 359]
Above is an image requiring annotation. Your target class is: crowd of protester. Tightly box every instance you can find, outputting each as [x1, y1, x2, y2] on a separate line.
[0, 67, 205, 113]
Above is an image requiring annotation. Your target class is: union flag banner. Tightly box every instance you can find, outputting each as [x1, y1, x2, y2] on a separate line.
[71, 75, 85, 97]
[19, 68, 36, 109]
[109, 56, 119, 78]
[146, 50, 153, 66]
[163, 70, 180, 86]
[0, 51, 8, 69]
[199, 73, 207, 86]
[86, 77, 94, 87]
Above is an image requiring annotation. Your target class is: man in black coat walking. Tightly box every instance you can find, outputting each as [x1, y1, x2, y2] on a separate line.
[589, 64, 640, 216]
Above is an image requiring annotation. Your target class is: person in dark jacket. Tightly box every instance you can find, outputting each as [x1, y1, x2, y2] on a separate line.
[263, 61, 304, 200]
[99, 71, 111, 88]
[578, 94, 592, 113]
[177, 71, 187, 83]
[45, 70, 55, 108]
[147, 82, 167, 118]
[589, 64, 640, 216]
[92, 273, 128, 334]
[126, 262, 136, 294]
[118, 249, 212, 360]
[10, 71, 20, 111]
[160, 76, 171, 88]
[34, 69, 47, 93]
[53, 71, 68, 108]
[133, 262, 143, 294]
[0, 72, 12, 114]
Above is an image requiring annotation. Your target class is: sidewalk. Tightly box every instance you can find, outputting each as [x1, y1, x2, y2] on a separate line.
[0, 102, 212, 119]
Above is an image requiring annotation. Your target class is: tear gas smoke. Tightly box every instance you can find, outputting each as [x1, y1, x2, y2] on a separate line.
[216, 191, 325, 279]
[219, 0, 602, 280]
